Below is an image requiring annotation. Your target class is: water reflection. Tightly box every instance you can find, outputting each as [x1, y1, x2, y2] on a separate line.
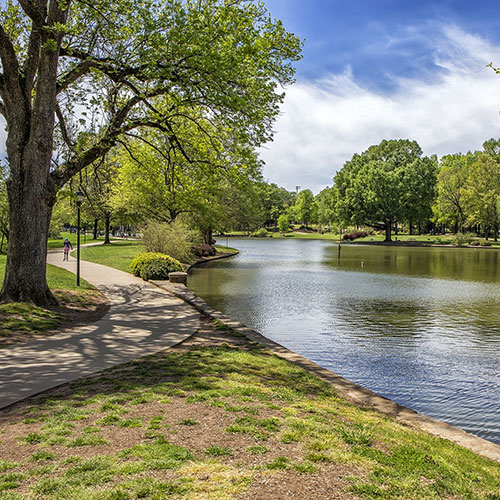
[188, 239, 500, 444]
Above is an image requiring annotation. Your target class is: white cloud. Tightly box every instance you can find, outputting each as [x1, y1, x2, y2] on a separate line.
[260, 25, 500, 194]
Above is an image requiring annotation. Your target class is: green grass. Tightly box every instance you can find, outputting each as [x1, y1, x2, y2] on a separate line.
[46, 231, 115, 250]
[76, 240, 144, 273]
[1, 330, 498, 499]
[214, 244, 239, 253]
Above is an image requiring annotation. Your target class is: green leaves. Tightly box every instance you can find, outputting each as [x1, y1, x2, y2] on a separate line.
[334, 139, 437, 240]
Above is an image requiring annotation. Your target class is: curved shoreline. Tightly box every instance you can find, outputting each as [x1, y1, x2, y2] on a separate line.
[152, 252, 500, 463]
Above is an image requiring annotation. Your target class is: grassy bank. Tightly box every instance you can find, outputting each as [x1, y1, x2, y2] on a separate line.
[0, 322, 498, 499]
[0, 255, 106, 345]
[78, 241, 237, 274]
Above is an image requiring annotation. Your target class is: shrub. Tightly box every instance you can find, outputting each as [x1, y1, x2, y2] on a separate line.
[251, 228, 268, 238]
[481, 240, 492, 246]
[469, 240, 480, 246]
[192, 244, 216, 257]
[454, 233, 475, 246]
[342, 231, 368, 241]
[130, 252, 183, 280]
[142, 220, 201, 263]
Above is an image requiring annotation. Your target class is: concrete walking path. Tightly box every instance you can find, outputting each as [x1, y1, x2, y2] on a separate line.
[0, 247, 201, 409]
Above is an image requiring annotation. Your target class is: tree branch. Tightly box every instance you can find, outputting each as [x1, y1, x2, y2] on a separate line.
[18, 0, 47, 25]
[55, 102, 75, 149]
[0, 24, 22, 99]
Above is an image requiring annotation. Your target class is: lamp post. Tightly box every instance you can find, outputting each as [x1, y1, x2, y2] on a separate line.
[75, 188, 84, 286]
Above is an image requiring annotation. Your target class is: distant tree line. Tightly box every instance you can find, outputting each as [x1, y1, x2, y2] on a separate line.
[5, 136, 499, 246]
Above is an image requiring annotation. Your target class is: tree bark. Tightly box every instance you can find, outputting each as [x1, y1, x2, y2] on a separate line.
[1, 151, 57, 305]
[93, 219, 99, 240]
[384, 222, 392, 242]
[104, 213, 111, 244]
[203, 226, 213, 245]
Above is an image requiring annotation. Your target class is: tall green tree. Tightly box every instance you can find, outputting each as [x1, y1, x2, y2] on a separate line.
[112, 120, 263, 241]
[79, 156, 120, 243]
[294, 189, 316, 227]
[334, 139, 435, 241]
[254, 182, 294, 227]
[0, 0, 301, 305]
[463, 152, 500, 240]
[402, 154, 438, 234]
[433, 153, 479, 233]
[316, 186, 337, 229]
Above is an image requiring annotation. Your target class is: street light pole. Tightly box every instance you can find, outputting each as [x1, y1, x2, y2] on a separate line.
[75, 188, 84, 286]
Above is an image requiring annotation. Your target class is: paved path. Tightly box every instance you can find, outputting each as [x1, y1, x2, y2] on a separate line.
[0, 247, 201, 409]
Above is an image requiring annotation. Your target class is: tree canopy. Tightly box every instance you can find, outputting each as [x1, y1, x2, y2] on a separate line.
[0, 0, 301, 304]
[334, 139, 437, 241]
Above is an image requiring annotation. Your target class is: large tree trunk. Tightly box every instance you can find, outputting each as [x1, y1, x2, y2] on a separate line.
[0, 0, 68, 306]
[1, 151, 57, 305]
[384, 223, 392, 242]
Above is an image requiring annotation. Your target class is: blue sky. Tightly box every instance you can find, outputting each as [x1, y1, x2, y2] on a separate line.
[260, 0, 500, 193]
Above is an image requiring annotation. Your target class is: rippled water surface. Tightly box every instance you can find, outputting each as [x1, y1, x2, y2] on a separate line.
[188, 239, 500, 444]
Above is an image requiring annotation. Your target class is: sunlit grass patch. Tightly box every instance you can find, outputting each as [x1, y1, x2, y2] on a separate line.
[265, 456, 290, 470]
[0, 472, 27, 491]
[0, 461, 18, 473]
[77, 240, 144, 273]
[293, 461, 318, 474]
[205, 445, 234, 457]
[247, 445, 269, 455]
[338, 423, 374, 446]
[65, 434, 109, 447]
[177, 461, 252, 500]
[118, 437, 193, 470]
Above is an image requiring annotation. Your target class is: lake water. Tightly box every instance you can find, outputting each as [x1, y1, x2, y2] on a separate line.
[188, 238, 500, 445]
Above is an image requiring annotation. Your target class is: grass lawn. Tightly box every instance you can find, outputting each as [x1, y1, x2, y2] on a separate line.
[47, 232, 105, 250]
[0, 322, 498, 499]
[0, 255, 105, 344]
[77, 241, 145, 274]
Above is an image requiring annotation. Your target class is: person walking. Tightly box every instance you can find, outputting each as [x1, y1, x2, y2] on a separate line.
[63, 238, 73, 261]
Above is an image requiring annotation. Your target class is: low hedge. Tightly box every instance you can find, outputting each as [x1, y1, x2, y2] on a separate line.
[130, 252, 184, 280]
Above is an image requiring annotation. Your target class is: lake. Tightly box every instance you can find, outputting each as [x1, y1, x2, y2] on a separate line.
[188, 238, 500, 445]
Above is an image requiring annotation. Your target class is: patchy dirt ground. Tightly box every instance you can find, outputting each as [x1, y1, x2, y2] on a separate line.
[0, 318, 497, 499]
[0, 318, 363, 499]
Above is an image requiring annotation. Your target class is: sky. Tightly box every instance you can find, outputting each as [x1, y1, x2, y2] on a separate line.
[259, 0, 500, 193]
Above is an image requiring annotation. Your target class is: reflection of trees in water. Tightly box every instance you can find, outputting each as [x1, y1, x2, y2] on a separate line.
[323, 245, 500, 283]
[331, 297, 427, 341]
[329, 294, 500, 352]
